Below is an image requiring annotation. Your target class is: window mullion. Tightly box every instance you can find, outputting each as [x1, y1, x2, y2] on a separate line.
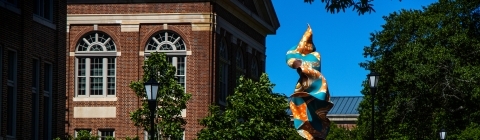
[85, 58, 91, 97]
[74, 58, 78, 96]
[103, 57, 107, 97]
[172, 57, 178, 76]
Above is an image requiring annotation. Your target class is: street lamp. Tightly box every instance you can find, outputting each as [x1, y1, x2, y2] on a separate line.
[439, 128, 446, 140]
[145, 77, 159, 140]
[367, 70, 380, 139]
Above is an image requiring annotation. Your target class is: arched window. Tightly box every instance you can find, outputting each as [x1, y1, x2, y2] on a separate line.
[236, 50, 245, 79]
[145, 31, 187, 89]
[251, 59, 259, 78]
[219, 39, 229, 105]
[75, 32, 117, 98]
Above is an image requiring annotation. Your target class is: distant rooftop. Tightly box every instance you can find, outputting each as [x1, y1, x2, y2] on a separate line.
[286, 96, 363, 115]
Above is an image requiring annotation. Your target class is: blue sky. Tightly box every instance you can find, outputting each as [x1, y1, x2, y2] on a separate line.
[265, 0, 438, 97]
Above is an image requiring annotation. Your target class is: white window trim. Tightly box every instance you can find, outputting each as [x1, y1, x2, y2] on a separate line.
[75, 57, 117, 98]
[6, 49, 17, 139]
[143, 130, 185, 140]
[98, 130, 115, 140]
[74, 32, 117, 99]
[74, 129, 92, 138]
[144, 54, 187, 92]
[43, 62, 53, 140]
[32, 58, 40, 140]
[144, 31, 189, 93]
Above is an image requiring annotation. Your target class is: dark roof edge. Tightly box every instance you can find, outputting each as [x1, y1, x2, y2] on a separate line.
[331, 96, 363, 98]
[67, 0, 210, 4]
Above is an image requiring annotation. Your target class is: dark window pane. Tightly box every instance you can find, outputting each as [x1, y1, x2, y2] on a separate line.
[78, 58, 86, 76]
[177, 57, 185, 75]
[108, 58, 115, 76]
[90, 77, 103, 95]
[8, 51, 15, 80]
[43, 0, 52, 20]
[100, 130, 114, 140]
[107, 77, 115, 95]
[90, 58, 103, 76]
[43, 96, 50, 140]
[7, 86, 14, 136]
[32, 59, 39, 87]
[77, 77, 86, 95]
[44, 63, 51, 91]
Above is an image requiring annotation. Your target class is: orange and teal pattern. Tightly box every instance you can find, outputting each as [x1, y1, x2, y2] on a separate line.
[286, 25, 334, 140]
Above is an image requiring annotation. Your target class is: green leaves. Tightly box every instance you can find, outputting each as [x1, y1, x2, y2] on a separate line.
[129, 52, 191, 140]
[358, 0, 480, 139]
[304, 0, 393, 15]
[196, 74, 298, 140]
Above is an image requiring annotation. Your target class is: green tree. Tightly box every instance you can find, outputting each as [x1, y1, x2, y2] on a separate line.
[196, 74, 299, 140]
[74, 130, 99, 140]
[304, 0, 401, 15]
[359, 0, 480, 139]
[129, 52, 192, 140]
[328, 122, 357, 140]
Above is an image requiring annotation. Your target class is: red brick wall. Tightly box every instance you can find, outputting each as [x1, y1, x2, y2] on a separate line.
[66, 2, 268, 139]
[66, 2, 215, 139]
[0, 0, 66, 139]
[67, 3, 211, 14]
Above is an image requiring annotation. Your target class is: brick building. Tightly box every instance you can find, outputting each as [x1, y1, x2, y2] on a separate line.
[327, 96, 363, 130]
[0, 0, 66, 140]
[65, 0, 279, 139]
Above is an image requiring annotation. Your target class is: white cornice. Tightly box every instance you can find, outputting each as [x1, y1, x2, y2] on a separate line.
[216, 16, 265, 54]
[216, 0, 274, 36]
[229, 0, 275, 33]
[67, 13, 212, 25]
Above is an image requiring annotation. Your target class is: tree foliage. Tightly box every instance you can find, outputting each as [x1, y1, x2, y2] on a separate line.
[358, 0, 480, 139]
[304, 0, 402, 15]
[196, 74, 299, 140]
[327, 122, 358, 140]
[72, 130, 99, 140]
[129, 52, 192, 140]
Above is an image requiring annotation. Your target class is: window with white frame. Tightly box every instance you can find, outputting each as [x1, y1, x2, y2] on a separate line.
[34, 0, 53, 21]
[74, 129, 91, 138]
[98, 130, 115, 140]
[219, 39, 229, 105]
[251, 59, 259, 78]
[7, 50, 17, 138]
[31, 58, 40, 140]
[43, 62, 52, 140]
[75, 32, 117, 98]
[143, 130, 185, 140]
[145, 31, 187, 89]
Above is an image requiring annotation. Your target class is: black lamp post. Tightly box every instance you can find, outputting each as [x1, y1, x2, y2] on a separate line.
[439, 128, 446, 140]
[367, 70, 380, 140]
[145, 77, 159, 140]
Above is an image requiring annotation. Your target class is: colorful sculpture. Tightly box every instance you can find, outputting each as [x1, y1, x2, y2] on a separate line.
[287, 25, 334, 140]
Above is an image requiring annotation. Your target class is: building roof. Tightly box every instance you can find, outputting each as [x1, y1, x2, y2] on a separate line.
[329, 96, 363, 115]
[286, 96, 363, 115]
